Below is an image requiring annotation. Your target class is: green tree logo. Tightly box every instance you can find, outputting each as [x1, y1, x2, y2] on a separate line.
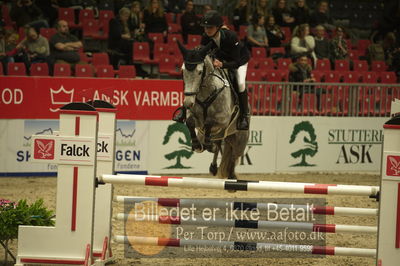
[289, 121, 318, 167]
[162, 123, 194, 169]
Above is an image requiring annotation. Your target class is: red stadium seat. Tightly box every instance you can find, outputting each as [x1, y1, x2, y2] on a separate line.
[371, 61, 388, 72]
[357, 39, 371, 56]
[315, 59, 331, 71]
[187, 34, 201, 49]
[379, 72, 397, 84]
[53, 63, 72, 77]
[82, 19, 100, 38]
[40, 28, 57, 40]
[79, 9, 95, 23]
[98, 10, 114, 23]
[118, 65, 136, 79]
[92, 53, 110, 66]
[265, 70, 284, 81]
[30, 63, 49, 76]
[348, 50, 360, 61]
[167, 33, 184, 45]
[311, 70, 325, 82]
[280, 27, 291, 44]
[335, 59, 350, 71]
[246, 69, 263, 81]
[158, 55, 181, 78]
[342, 71, 361, 83]
[8, 63, 27, 76]
[75, 64, 94, 77]
[58, 8, 79, 28]
[276, 58, 291, 70]
[269, 47, 285, 56]
[96, 65, 115, 78]
[324, 71, 340, 83]
[148, 33, 164, 43]
[353, 60, 369, 72]
[247, 59, 259, 70]
[252, 47, 267, 58]
[360, 72, 378, 83]
[153, 43, 171, 63]
[167, 23, 181, 33]
[133, 42, 151, 63]
[258, 57, 275, 70]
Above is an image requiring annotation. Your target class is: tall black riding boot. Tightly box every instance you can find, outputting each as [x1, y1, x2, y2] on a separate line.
[237, 89, 250, 130]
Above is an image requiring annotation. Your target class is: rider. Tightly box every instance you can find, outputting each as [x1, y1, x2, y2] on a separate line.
[173, 10, 251, 130]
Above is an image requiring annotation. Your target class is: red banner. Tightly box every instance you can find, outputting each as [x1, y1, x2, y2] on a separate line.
[0, 77, 184, 120]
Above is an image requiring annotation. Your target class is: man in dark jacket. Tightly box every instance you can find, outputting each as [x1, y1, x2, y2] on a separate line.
[180, 0, 202, 43]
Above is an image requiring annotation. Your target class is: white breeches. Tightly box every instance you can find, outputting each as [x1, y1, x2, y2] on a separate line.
[234, 63, 248, 92]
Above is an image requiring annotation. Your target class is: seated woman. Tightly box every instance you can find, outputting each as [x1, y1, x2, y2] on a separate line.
[265, 15, 285, 47]
[143, 0, 168, 37]
[290, 23, 316, 65]
[247, 13, 268, 50]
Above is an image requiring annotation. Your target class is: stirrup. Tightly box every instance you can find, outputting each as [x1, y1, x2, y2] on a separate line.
[172, 107, 186, 123]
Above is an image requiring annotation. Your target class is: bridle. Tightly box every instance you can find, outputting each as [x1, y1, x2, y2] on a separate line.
[183, 57, 229, 120]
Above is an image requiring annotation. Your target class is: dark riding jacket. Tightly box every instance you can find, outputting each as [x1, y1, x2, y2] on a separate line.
[201, 28, 250, 70]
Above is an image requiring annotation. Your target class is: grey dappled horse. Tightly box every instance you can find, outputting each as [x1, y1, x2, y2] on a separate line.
[178, 42, 249, 180]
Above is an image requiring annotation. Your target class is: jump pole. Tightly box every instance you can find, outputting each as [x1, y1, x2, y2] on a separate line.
[116, 213, 377, 234]
[100, 174, 379, 197]
[116, 196, 378, 216]
[114, 236, 377, 258]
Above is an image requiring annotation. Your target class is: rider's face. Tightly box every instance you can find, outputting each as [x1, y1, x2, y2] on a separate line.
[204, 26, 218, 37]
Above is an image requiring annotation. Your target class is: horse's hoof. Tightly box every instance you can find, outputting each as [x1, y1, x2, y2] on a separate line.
[204, 143, 215, 153]
[192, 143, 204, 153]
[209, 163, 218, 176]
[228, 175, 237, 180]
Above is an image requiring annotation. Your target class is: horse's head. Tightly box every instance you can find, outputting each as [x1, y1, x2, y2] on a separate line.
[178, 41, 213, 109]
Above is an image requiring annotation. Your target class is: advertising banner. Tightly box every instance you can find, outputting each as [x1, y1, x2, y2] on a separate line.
[147, 117, 277, 174]
[0, 77, 183, 120]
[275, 117, 387, 172]
[0, 119, 148, 176]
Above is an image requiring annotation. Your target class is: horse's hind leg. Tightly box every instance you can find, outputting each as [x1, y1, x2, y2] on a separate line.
[209, 141, 221, 176]
[186, 116, 203, 153]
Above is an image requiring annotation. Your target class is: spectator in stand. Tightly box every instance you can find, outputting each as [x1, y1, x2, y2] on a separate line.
[309, 0, 335, 31]
[181, 0, 202, 43]
[35, 0, 59, 27]
[291, 0, 310, 26]
[233, 0, 250, 32]
[202, 5, 212, 15]
[330, 26, 348, 62]
[246, 13, 268, 51]
[382, 32, 398, 66]
[109, 7, 149, 77]
[314, 24, 330, 60]
[0, 27, 12, 74]
[143, 0, 168, 37]
[265, 15, 285, 47]
[165, 0, 186, 14]
[271, 0, 295, 29]
[254, 0, 270, 18]
[128, 1, 146, 42]
[291, 23, 316, 65]
[15, 26, 50, 70]
[10, 0, 49, 29]
[50, 20, 82, 64]
[289, 53, 316, 108]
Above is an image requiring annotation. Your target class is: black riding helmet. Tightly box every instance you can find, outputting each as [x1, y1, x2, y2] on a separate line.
[200, 10, 224, 27]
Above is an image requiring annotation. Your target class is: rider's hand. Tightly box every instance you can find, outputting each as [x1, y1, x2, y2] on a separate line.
[213, 59, 223, 68]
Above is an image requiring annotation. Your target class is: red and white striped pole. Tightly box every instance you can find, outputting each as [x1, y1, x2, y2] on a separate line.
[114, 236, 376, 258]
[101, 174, 379, 197]
[115, 196, 378, 216]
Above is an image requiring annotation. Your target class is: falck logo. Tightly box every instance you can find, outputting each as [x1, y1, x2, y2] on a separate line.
[386, 155, 400, 176]
[34, 139, 55, 159]
[50, 86, 74, 112]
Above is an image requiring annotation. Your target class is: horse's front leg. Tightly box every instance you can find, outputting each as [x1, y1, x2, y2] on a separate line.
[186, 116, 203, 153]
[203, 122, 215, 153]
